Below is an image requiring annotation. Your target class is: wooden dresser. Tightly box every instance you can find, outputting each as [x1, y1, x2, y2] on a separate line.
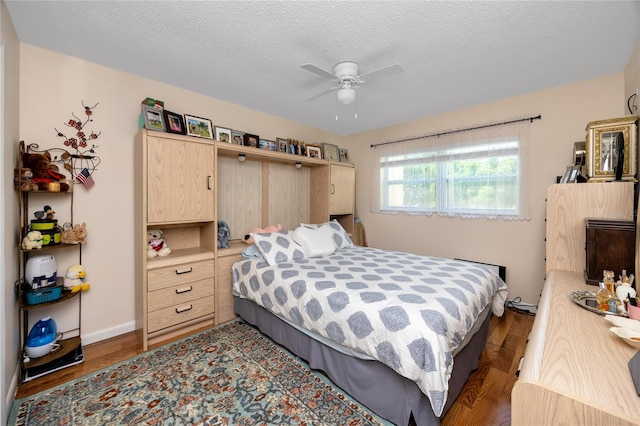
[512, 182, 638, 425]
[512, 270, 640, 425]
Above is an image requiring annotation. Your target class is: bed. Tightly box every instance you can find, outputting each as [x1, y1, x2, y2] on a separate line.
[232, 224, 508, 426]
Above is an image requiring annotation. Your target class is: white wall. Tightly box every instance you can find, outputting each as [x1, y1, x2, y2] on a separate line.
[346, 73, 626, 306]
[2, 0, 20, 422]
[624, 41, 640, 114]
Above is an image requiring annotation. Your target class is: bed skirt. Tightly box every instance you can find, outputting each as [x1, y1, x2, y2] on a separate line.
[233, 296, 491, 426]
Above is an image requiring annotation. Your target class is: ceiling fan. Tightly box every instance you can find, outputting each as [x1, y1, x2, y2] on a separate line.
[301, 61, 404, 105]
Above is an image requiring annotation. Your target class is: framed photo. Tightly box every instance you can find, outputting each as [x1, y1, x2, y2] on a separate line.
[339, 148, 350, 163]
[142, 105, 166, 132]
[231, 130, 245, 145]
[585, 115, 637, 182]
[277, 137, 289, 153]
[306, 144, 322, 159]
[163, 110, 185, 134]
[184, 114, 213, 139]
[258, 139, 276, 151]
[214, 126, 232, 143]
[243, 133, 259, 148]
[560, 165, 581, 183]
[322, 143, 339, 161]
[296, 141, 306, 156]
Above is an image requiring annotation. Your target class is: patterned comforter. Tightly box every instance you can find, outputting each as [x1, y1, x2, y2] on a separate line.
[232, 246, 508, 416]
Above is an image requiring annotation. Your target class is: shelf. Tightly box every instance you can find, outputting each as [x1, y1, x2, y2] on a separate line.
[218, 240, 247, 257]
[20, 242, 82, 254]
[17, 140, 83, 384]
[22, 335, 81, 369]
[216, 141, 327, 167]
[21, 285, 79, 311]
[147, 246, 215, 269]
[16, 188, 73, 194]
[22, 339, 84, 382]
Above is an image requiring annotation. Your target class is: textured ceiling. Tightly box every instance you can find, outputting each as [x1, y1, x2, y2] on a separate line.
[5, 1, 640, 136]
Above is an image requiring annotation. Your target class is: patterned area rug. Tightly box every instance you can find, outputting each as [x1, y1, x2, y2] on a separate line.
[9, 319, 391, 425]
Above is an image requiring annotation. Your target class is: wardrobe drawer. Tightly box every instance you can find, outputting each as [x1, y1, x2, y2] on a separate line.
[147, 259, 214, 292]
[147, 277, 214, 312]
[147, 295, 215, 333]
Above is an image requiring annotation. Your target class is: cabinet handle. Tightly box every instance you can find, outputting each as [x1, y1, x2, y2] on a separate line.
[175, 286, 193, 294]
[175, 304, 193, 314]
[331, 184, 335, 194]
[175, 267, 193, 275]
[207, 175, 212, 190]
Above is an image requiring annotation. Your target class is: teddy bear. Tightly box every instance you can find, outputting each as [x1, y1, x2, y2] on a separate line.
[63, 264, 90, 293]
[21, 151, 70, 191]
[61, 222, 87, 244]
[21, 230, 43, 250]
[148, 229, 171, 258]
[242, 224, 283, 245]
[14, 168, 38, 191]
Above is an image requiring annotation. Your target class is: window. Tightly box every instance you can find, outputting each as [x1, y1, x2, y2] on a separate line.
[371, 121, 531, 220]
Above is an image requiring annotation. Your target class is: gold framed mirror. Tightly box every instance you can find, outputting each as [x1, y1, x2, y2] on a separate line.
[585, 115, 638, 182]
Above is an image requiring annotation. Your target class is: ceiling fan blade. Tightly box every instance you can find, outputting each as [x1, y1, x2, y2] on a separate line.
[304, 87, 339, 102]
[301, 63, 338, 80]
[357, 63, 404, 82]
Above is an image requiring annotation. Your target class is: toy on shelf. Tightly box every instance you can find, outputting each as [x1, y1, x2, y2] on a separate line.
[33, 205, 55, 221]
[63, 264, 90, 293]
[14, 168, 38, 191]
[60, 222, 87, 245]
[21, 148, 70, 192]
[21, 231, 43, 250]
[147, 229, 171, 258]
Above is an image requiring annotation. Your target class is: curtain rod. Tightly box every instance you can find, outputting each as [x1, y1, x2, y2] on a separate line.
[370, 114, 542, 148]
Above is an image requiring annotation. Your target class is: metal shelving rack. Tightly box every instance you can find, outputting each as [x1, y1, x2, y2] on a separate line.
[16, 141, 85, 383]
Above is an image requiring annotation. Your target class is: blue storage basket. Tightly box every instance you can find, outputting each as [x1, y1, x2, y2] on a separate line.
[25, 285, 62, 305]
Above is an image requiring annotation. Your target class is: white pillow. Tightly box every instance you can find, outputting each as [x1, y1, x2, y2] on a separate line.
[300, 219, 353, 249]
[292, 225, 336, 257]
[250, 231, 305, 266]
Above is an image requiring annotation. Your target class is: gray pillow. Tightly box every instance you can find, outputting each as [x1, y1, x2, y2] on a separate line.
[250, 231, 306, 266]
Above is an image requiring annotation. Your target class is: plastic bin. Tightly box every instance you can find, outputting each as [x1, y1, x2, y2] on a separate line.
[25, 285, 62, 305]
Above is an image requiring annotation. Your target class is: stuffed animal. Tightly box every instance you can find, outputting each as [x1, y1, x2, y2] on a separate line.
[63, 264, 90, 293]
[21, 151, 70, 191]
[242, 224, 283, 245]
[148, 229, 171, 258]
[14, 168, 38, 191]
[218, 220, 231, 249]
[21, 231, 43, 250]
[61, 222, 87, 244]
[34, 205, 55, 221]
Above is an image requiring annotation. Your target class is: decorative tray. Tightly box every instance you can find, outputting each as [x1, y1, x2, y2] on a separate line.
[569, 290, 628, 317]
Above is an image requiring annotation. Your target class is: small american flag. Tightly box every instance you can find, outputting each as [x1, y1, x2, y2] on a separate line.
[77, 168, 95, 189]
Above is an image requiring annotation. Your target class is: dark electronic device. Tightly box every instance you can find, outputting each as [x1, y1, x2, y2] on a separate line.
[614, 131, 625, 181]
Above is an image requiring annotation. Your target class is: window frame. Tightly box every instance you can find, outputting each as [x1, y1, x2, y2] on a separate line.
[379, 138, 521, 217]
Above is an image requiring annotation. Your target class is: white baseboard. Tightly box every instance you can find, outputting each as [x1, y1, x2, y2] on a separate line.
[81, 320, 137, 346]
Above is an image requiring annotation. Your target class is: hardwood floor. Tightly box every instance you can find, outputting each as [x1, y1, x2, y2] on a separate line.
[15, 309, 535, 425]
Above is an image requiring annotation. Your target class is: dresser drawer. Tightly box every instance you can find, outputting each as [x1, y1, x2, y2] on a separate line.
[147, 295, 215, 333]
[148, 259, 214, 292]
[148, 277, 214, 312]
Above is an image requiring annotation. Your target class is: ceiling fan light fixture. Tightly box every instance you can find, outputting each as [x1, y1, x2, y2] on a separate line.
[337, 87, 356, 104]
